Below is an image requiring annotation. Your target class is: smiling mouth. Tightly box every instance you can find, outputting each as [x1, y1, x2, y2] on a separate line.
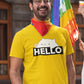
[37, 6, 48, 11]
[39, 8, 47, 11]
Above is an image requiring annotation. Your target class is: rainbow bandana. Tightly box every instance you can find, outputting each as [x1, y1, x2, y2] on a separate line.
[31, 18, 52, 36]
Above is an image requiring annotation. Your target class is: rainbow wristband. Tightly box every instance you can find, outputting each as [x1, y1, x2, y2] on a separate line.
[79, 1, 84, 7]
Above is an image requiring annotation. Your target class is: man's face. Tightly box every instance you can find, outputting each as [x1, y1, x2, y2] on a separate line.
[29, 0, 52, 20]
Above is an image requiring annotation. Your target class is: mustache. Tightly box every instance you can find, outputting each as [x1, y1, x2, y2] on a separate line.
[37, 6, 48, 10]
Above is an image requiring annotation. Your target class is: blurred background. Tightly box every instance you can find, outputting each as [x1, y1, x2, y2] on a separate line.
[0, 0, 84, 84]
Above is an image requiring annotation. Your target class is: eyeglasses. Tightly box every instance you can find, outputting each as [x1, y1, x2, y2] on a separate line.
[33, 0, 51, 4]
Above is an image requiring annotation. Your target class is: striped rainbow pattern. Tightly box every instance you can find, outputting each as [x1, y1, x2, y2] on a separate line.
[51, 0, 79, 45]
[79, 1, 84, 7]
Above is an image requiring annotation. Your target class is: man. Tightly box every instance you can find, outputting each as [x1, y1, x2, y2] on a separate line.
[78, 1, 84, 17]
[79, 40, 84, 84]
[79, 40, 84, 52]
[9, 0, 76, 84]
[78, 1, 84, 84]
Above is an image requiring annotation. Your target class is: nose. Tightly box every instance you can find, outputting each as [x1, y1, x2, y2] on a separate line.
[40, 0, 46, 6]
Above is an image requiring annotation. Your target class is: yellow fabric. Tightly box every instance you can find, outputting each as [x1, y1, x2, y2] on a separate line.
[10, 24, 74, 84]
[60, 9, 74, 27]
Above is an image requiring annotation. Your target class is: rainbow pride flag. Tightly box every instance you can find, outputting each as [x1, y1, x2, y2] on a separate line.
[51, 0, 79, 45]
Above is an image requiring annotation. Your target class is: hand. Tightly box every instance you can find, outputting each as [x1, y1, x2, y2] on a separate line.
[78, 6, 84, 18]
[79, 40, 84, 52]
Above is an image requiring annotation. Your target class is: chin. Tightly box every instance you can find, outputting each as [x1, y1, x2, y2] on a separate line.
[39, 15, 48, 19]
[39, 17, 49, 21]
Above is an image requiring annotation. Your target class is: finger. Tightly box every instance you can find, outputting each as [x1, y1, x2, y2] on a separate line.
[78, 34, 81, 40]
[78, 34, 82, 42]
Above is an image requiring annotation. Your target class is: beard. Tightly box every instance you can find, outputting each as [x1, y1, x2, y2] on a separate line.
[33, 6, 51, 20]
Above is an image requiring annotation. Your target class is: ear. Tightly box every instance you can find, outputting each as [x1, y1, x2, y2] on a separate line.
[29, 3, 33, 11]
[50, 2, 52, 6]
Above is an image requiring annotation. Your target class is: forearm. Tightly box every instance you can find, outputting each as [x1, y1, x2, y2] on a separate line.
[67, 62, 76, 84]
[10, 70, 22, 84]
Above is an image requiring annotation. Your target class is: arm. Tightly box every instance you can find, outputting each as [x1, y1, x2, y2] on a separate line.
[66, 54, 76, 84]
[9, 57, 23, 84]
[82, 62, 84, 84]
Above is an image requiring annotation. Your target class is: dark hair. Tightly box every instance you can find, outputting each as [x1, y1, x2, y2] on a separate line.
[29, 0, 33, 4]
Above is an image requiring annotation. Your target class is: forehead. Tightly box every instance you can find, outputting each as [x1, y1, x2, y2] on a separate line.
[31, 0, 53, 5]
[33, 0, 52, 2]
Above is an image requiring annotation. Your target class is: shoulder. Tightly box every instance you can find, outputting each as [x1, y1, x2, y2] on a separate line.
[12, 24, 33, 45]
[52, 24, 69, 35]
[51, 24, 70, 40]
[14, 24, 33, 37]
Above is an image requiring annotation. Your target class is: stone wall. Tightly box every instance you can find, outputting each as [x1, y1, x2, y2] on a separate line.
[5, 0, 32, 38]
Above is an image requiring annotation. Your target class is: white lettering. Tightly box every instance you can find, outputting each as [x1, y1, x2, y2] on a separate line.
[51, 48, 55, 54]
[45, 48, 50, 54]
[33, 46, 63, 56]
[34, 48, 40, 56]
[55, 47, 62, 54]
[40, 48, 45, 55]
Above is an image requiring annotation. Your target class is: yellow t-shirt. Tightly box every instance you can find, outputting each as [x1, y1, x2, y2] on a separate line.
[10, 24, 74, 84]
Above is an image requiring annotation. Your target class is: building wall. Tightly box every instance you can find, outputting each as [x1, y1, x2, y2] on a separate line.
[6, 0, 32, 38]
[0, 0, 31, 83]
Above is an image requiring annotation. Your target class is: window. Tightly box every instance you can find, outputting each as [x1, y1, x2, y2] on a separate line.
[0, 1, 11, 79]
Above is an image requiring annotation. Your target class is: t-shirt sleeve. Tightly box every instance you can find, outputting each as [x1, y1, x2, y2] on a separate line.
[9, 32, 24, 59]
[65, 30, 74, 55]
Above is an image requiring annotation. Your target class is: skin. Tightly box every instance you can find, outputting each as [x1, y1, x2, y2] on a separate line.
[78, 4, 84, 84]
[78, 5, 84, 51]
[78, 6, 84, 18]
[10, 0, 76, 84]
[29, 0, 51, 21]
[79, 36, 84, 84]
[79, 40, 84, 52]
[66, 54, 76, 84]
[10, 57, 23, 84]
